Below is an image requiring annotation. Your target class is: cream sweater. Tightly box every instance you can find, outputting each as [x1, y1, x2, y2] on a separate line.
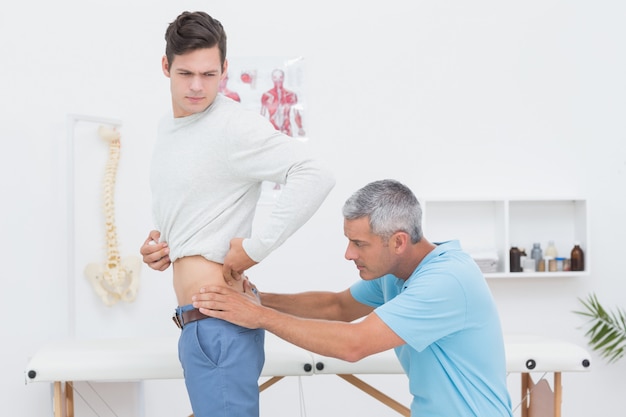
[150, 94, 334, 263]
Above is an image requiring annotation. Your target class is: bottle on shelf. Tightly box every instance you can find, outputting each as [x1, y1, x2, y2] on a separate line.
[530, 243, 543, 271]
[509, 246, 521, 272]
[571, 242, 585, 271]
[545, 240, 558, 258]
[519, 247, 527, 269]
[519, 247, 534, 272]
[563, 258, 571, 271]
[548, 257, 557, 272]
[555, 257, 566, 271]
[537, 257, 546, 272]
[522, 257, 536, 272]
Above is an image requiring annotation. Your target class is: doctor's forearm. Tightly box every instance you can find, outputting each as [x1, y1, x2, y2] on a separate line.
[260, 291, 346, 320]
[259, 308, 370, 362]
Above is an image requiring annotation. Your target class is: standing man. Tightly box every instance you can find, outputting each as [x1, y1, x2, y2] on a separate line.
[192, 179, 513, 417]
[139, 11, 334, 417]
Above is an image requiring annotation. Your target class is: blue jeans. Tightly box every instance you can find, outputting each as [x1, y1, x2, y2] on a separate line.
[176, 304, 265, 417]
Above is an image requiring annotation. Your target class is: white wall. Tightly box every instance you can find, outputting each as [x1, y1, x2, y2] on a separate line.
[3, 0, 625, 415]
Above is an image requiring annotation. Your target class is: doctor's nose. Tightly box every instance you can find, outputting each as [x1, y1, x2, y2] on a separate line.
[345, 245, 357, 261]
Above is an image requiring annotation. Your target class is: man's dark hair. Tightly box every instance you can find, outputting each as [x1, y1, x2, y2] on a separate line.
[164, 11, 227, 70]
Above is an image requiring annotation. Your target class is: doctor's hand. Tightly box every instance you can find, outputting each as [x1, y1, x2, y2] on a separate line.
[222, 237, 258, 286]
[139, 231, 171, 271]
[192, 280, 263, 329]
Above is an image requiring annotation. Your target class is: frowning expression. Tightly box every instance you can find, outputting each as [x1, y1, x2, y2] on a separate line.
[162, 46, 227, 118]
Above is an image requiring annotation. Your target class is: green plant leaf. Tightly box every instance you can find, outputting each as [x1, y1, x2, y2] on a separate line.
[574, 293, 626, 364]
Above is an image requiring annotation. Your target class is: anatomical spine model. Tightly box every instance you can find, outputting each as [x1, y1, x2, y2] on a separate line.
[84, 126, 141, 306]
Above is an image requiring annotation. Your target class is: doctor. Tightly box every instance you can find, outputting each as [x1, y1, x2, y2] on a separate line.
[192, 179, 513, 417]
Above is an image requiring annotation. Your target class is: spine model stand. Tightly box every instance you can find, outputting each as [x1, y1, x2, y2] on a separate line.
[84, 126, 141, 306]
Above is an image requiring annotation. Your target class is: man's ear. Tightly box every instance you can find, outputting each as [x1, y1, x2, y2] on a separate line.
[392, 232, 410, 253]
[162, 55, 171, 77]
[221, 59, 229, 81]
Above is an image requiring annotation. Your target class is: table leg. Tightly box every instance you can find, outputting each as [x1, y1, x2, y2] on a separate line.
[259, 376, 285, 392]
[521, 372, 562, 417]
[52, 381, 75, 417]
[554, 372, 561, 417]
[521, 373, 529, 417]
[53, 382, 63, 417]
[66, 382, 74, 417]
[338, 374, 410, 417]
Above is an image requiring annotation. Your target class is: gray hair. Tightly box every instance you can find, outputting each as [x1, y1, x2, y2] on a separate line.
[342, 179, 423, 243]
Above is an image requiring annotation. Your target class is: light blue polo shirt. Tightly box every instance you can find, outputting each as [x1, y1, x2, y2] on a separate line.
[350, 240, 512, 417]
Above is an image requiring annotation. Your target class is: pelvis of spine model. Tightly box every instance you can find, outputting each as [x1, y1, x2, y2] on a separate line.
[84, 125, 141, 306]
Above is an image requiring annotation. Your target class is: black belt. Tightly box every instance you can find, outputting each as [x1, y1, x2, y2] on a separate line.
[172, 308, 210, 329]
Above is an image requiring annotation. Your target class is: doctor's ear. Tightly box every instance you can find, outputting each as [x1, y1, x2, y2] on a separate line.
[390, 232, 410, 252]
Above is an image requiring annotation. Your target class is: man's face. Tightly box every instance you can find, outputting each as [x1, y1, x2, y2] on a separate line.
[162, 46, 226, 118]
[344, 217, 396, 280]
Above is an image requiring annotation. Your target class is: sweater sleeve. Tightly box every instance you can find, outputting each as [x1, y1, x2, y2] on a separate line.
[243, 156, 335, 262]
[224, 108, 335, 262]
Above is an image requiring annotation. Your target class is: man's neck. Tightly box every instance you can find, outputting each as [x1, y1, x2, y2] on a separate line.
[397, 239, 436, 280]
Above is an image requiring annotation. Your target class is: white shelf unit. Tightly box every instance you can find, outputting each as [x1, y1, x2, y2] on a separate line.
[421, 199, 589, 279]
